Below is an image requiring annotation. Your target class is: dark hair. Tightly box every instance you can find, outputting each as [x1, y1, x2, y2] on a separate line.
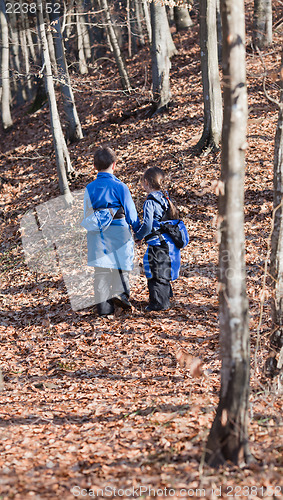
[143, 167, 179, 219]
[94, 146, 116, 171]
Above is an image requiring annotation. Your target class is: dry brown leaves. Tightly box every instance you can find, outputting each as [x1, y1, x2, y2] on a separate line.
[0, 2, 282, 498]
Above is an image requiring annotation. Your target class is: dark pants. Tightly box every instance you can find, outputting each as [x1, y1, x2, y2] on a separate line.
[147, 278, 173, 310]
[147, 243, 172, 310]
[94, 267, 130, 315]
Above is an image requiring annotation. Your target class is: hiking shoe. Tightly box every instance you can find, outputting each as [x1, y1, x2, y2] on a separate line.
[112, 294, 132, 310]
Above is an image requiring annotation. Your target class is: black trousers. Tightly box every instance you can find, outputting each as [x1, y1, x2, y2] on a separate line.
[146, 243, 173, 310]
[94, 267, 130, 315]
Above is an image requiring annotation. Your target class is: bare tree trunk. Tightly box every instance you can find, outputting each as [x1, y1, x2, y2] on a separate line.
[36, 0, 73, 205]
[76, 5, 89, 74]
[142, 0, 151, 43]
[46, 11, 58, 76]
[253, 0, 272, 49]
[25, 15, 37, 63]
[134, 0, 145, 46]
[150, 1, 172, 113]
[50, 5, 83, 142]
[196, 0, 222, 152]
[19, 2, 33, 100]
[270, 50, 283, 356]
[126, 0, 132, 57]
[165, 11, 178, 58]
[100, 0, 131, 91]
[173, 3, 193, 32]
[205, 0, 251, 467]
[0, 0, 13, 130]
[8, 4, 26, 106]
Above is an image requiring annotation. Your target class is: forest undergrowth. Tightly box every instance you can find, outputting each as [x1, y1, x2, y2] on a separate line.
[0, 2, 282, 498]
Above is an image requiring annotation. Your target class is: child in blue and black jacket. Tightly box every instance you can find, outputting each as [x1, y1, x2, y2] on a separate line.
[135, 167, 185, 312]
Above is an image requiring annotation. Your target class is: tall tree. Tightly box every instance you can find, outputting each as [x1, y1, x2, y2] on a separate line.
[0, 0, 13, 130]
[99, 0, 131, 91]
[205, 0, 251, 466]
[197, 0, 222, 151]
[270, 49, 283, 361]
[253, 0, 272, 49]
[50, 4, 84, 143]
[150, 1, 173, 113]
[36, 0, 73, 205]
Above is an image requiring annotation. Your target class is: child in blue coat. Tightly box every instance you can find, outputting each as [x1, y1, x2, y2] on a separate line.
[135, 167, 183, 312]
[83, 146, 140, 316]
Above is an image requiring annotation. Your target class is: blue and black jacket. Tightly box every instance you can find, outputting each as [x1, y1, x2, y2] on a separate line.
[83, 172, 140, 270]
[135, 191, 182, 281]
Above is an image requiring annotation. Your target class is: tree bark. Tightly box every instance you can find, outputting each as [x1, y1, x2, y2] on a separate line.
[173, 4, 193, 32]
[0, 0, 13, 130]
[134, 0, 145, 47]
[150, 1, 172, 113]
[100, 0, 131, 91]
[19, 1, 33, 100]
[197, 0, 222, 152]
[76, 5, 89, 74]
[50, 4, 83, 143]
[8, 2, 26, 106]
[142, 0, 151, 43]
[37, 0, 73, 206]
[205, 0, 251, 467]
[270, 50, 283, 346]
[253, 0, 272, 49]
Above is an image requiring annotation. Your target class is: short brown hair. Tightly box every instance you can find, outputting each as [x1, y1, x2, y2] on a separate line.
[94, 146, 116, 171]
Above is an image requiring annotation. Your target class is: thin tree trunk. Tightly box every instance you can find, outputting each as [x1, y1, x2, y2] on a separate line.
[19, 1, 33, 100]
[8, 4, 25, 105]
[134, 0, 145, 46]
[150, 1, 172, 113]
[126, 0, 132, 57]
[270, 50, 283, 346]
[36, 0, 73, 205]
[76, 6, 89, 74]
[0, 0, 13, 130]
[205, 0, 251, 467]
[100, 0, 131, 91]
[25, 14, 37, 63]
[46, 11, 58, 76]
[196, 0, 222, 152]
[253, 0, 272, 49]
[50, 5, 83, 142]
[142, 0, 151, 43]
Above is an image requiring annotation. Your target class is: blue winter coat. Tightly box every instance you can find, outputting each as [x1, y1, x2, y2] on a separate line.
[135, 191, 181, 281]
[83, 173, 140, 270]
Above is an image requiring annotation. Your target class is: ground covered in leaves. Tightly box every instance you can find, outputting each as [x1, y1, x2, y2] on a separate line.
[0, 3, 282, 499]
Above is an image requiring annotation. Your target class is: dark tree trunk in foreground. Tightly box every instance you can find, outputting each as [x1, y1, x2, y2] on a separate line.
[197, 0, 222, 152]
[270, 50, 283, 365]
[205, 0, 251, 467]
[0, 0, 13, 130]
[150, 1, 172, 112]
[253, 0, 272, 49]
[37, 0, 73, 206]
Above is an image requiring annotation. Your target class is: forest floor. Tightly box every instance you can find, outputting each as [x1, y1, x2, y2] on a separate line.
[0, 3, 283, 499]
